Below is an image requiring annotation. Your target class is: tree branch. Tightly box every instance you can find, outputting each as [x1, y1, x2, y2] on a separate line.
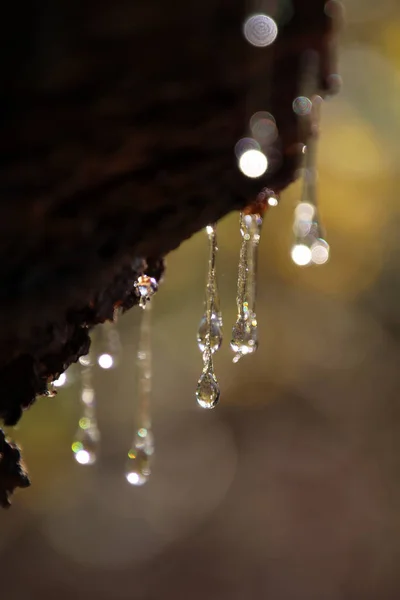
[0, 0, 340, 505]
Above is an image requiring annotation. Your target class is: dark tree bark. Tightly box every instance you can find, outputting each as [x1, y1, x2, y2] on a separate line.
[0, 0, 341, 505]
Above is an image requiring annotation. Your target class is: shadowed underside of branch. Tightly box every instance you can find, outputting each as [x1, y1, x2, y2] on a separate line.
[0, 0, 340, 505]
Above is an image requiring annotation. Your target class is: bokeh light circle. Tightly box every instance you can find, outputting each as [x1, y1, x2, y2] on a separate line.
[239, 149, 268, 178]
[234, 137, 260, 159]
[311, 239, 330, 265]
[293, 96, 312, 116]
[98, 353, 114, 370]
[291, 244, 312, 266]
[243, 14, 278, 47]
[249, 111, 278, 144]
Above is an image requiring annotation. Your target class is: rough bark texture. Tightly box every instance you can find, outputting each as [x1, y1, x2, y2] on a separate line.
[0, 0, 340, 504]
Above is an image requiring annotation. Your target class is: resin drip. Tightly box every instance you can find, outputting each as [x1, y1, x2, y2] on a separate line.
[292, 97, 330, 266]
[196, 224, 221, 409]
[230, 208, 264, 363]
[125, 301, 154, 485]
[72, 353, 100, 465]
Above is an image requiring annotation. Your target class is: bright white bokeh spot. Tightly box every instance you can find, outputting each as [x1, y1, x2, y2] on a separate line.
[126, 472, 144, 486]
[267, 195, 279, 207]
[206, 225, 213, 235]
[239, 149, 268, 178]
[98, 353, 114, 370]
[53, 373, 66, 387]
[291, 244, 312, 266]
[75, 450, 91, 465]
[311, 239, 330, 265]
[243, 14, 278, 47]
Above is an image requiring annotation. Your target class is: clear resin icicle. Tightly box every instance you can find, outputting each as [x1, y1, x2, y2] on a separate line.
[197, 225, 223, 354]
[125, 301, 154, 486]
[291, 99, 330, 267]
[72, 353, 100, 465]
[196, 224, 221, 409]
[230, 210, 263, 363]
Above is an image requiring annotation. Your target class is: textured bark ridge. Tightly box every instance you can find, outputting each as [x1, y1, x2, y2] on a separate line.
[0, 430, 30, 508]
[0, 0, 340, 505]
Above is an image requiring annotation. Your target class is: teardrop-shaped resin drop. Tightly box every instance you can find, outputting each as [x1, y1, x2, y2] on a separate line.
[125, 449, 151, 486]
[196, 371, 220, 409]
[125, 428, 154, 486]
[197, 313, 223, 353]
[230, 316, 258, 362]
[72, 420, 100, 465]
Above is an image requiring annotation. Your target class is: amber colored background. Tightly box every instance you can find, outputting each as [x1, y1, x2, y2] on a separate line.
[2, 2, 400, 598]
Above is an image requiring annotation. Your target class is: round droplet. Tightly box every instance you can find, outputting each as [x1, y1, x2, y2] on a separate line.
[197, 314, 223, 353]
[243, 14, 278, 47]
[72, 424, 100, 466]
[135, 275, 158, 308]
[196, 372, 220, 409]
[230, 317, 259, 361]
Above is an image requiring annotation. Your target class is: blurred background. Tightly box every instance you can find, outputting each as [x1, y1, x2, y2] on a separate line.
[2, 1, 400, 598]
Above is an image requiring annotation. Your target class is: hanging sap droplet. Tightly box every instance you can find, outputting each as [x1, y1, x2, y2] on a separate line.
[125, 428, 154, 486]
[195, 223, 223, 407]
[135, 275, 158, 308]
[72, 420, 100, 465]
[231, 210, 262, 362]
[197, 313, 223, 353]
[230, 315, 258, 362]
[291, 221, 329, 267]
[291, 114, 330, 267]
[196, 370, 220, 409]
